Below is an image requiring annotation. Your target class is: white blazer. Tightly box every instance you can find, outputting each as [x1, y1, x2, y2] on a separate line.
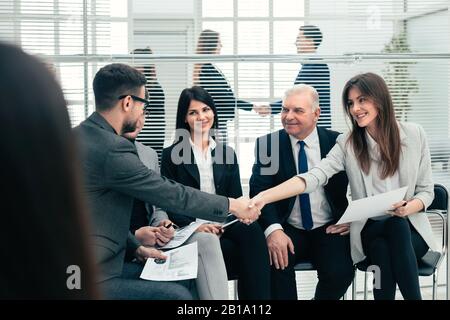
[299, 122, 439, 263]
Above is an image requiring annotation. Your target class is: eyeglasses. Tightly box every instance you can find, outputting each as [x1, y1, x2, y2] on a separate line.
[118, 94, 151, 115]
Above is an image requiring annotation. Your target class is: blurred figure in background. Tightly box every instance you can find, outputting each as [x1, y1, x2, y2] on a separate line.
[194, 29, 270, 141]
[0, 42, 98, 299]
[132, 47, 166, 164]
[270, 25, 331, 128]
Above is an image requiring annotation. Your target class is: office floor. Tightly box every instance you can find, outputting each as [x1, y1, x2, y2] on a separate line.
[227, 270, 449, 300]
[352, 285, 447, 300]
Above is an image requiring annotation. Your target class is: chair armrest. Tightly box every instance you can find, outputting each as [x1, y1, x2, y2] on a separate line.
[425, 209, 447, 255]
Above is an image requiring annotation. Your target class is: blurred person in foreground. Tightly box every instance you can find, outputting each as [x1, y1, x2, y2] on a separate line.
[0, 42, 98, 299]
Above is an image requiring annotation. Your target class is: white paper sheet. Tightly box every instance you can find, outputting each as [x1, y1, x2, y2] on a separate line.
[336, 186, 408, 225]
[140, 242, 198, 281]
[158, 221, 204, 250]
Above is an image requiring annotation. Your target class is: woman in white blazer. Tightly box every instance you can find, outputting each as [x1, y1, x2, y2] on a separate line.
[250, 73, 438, 300]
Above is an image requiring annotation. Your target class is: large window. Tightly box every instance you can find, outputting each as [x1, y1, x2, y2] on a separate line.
[199, 0, 450, 299]
[200, 0, 450, 189]
[0, 0, 128, 125]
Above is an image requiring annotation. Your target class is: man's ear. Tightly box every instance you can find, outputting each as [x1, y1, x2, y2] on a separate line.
[121, 95, 132, 112]
[314, 106, 321, 121]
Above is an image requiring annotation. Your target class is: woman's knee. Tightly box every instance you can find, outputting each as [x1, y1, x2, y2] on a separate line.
[385, 217, 411, 239]
[190, 232, 222, 256]
[385, 216, 410, 234]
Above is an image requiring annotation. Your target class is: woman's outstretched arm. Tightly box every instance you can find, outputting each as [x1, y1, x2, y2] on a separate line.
[250, 176, 306, 210]
[250, 137, 347, 210]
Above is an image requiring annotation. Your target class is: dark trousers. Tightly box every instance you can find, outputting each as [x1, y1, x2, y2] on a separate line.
[220, 221, 271, 300]
[361, 216, 429, 300]
[271, 223, 354, 300]
[99, 261, 194, 300]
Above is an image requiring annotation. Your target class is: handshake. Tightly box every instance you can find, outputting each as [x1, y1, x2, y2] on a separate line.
[252, 104, 271, 116]
[228, 194, 267, 225]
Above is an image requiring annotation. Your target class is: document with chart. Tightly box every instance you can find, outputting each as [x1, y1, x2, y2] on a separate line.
[140, 242, 198, 281]
[336, 186, 408, 225]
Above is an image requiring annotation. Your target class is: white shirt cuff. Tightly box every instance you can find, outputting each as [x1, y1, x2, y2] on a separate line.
[264, 223, 283, 238]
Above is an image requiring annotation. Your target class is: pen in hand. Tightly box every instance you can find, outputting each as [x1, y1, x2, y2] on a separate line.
[157, 223, 175, 247]
[164, 222, 179, 229]
[386, 200, 408, 217]
[398, 200, 408, 217]
[393, 200, 408, 209]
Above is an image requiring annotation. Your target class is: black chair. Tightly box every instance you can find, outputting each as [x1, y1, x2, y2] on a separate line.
[293, 260, 317, 300]
[352, 183, 448, 300]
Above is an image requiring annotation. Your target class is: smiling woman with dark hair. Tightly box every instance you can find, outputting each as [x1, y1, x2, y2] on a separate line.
[0, 42, 98, 299]
[161, 86, 271, 300]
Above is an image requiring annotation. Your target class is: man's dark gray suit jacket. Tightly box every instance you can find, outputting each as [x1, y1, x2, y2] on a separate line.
[74, 112, 229, 282]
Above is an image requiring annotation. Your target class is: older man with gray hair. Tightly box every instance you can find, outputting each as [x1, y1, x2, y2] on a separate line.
[250, 84, 354, 299]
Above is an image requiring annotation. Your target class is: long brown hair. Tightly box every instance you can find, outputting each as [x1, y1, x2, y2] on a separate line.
[342, 72, 401, 178]
[193, 29, 220, 85]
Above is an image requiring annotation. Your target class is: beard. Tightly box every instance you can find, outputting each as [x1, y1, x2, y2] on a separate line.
[121, 118, 138, 135]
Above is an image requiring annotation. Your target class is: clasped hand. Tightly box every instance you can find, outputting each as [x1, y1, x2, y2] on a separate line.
[229, 196, 261, 224]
